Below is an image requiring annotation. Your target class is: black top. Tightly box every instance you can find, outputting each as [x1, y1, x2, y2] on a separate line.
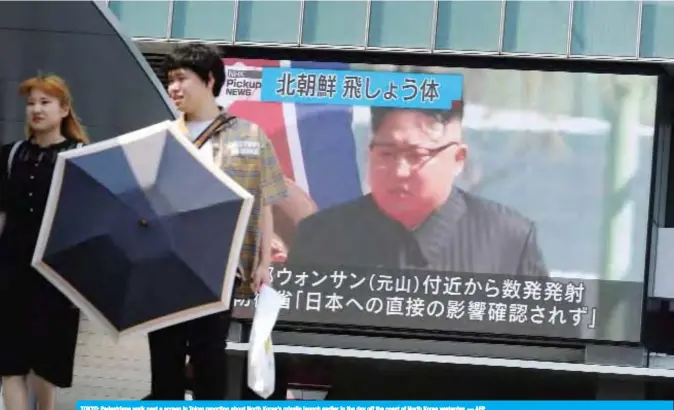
[0, 138, 80, 257]
[0, 137, 82, 388]
[287, 188, 549, 277]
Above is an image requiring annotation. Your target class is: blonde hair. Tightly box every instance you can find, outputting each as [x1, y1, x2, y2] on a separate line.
[19, 74, 89, 143]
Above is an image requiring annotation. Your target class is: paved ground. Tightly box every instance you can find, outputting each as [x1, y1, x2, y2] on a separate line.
[0, 315, 152, 410]
[57, 315, 151, 409]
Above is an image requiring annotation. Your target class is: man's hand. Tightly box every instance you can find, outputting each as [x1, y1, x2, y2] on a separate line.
[252, 263, 272, 293]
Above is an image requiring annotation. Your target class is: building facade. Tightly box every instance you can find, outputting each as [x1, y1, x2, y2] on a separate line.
[107, 0, 674, 61]
[104, 0, 674, 389]
[105, 0, 674, 355]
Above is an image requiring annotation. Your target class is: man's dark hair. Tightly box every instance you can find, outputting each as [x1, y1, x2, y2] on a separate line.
[164, 44, 225, 97]
[370, 102, 464, 133]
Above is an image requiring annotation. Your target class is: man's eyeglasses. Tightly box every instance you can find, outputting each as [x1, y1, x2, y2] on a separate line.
[369, 141, 459, 170]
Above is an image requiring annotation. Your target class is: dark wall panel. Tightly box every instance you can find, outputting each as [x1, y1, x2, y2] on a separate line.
[0, 1, 176, 144]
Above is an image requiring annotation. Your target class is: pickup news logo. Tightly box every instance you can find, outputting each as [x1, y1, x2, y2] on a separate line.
[223, 64, 262, 99]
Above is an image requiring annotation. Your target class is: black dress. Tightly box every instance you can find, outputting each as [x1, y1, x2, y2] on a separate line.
[0, 138, 81, 388]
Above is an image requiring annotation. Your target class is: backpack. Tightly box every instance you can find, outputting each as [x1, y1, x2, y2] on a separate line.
[6, 140, 24, 179]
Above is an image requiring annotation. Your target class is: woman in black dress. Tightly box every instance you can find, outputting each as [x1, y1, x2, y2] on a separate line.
[0, 75, 88, 410]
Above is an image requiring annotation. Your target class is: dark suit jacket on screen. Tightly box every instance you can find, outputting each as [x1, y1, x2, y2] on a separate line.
[286, 187, 548, 277]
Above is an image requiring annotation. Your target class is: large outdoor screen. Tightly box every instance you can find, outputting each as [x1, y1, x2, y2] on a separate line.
[225, 58, 657, 344]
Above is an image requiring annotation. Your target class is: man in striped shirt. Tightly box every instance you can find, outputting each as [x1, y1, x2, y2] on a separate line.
[148, 43, 288, 400]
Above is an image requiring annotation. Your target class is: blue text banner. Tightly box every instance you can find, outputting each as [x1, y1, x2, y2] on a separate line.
[77, 400, 672, 410]
[260, 67, 463, 109]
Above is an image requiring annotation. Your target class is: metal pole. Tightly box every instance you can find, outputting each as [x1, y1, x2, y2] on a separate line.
[566, 0, 575, 57]
[600, 78, 642, 281]
[635, 0, 644, 59]
[497, 0, 506, 53]
[231, 0, 240, 44]
[297, 0, 305, 46]
[166, 0, 175, 40]
[363, 0, 372, 49]
[598, 76, 644, 338]
[429, 0, 439, 52]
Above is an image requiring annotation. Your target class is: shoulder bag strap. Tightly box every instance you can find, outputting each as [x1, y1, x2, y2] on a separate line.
[193, 113, 236, 149]
[7, 141, 24, 180]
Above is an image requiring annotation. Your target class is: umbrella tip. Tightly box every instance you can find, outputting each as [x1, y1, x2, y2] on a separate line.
[139, 219, 149, 227]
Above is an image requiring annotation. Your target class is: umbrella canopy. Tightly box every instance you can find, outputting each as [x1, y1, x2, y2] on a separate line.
[31, 120, 254, 340]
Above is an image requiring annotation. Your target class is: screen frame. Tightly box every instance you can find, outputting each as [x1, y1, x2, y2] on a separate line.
[213, 45, 665, 348]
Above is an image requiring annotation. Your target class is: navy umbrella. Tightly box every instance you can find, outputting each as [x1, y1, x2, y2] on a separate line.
[31, 120, 253, 339]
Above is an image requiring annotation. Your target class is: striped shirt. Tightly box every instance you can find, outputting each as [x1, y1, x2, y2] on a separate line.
[176, 114, 288, 299]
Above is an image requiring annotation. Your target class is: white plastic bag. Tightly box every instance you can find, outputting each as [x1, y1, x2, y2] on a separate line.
[247, 285, 283, 399]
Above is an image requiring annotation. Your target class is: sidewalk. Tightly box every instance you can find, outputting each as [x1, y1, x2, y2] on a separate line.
[56, 316, 151, 409]
[0, 316, 193, 410]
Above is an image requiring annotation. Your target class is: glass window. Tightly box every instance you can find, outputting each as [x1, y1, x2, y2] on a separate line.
[108, 0, 170, 38]
[570, 1, 639, 57]
[503, 0, 571, 55]
[435, 0, 501, 52]
[640, 1, 674, 59]
[171, 0, 235, 41]
[235, 0, 301, 44]
[301, 1, 368, 46]
[368, 0, 434, 49]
